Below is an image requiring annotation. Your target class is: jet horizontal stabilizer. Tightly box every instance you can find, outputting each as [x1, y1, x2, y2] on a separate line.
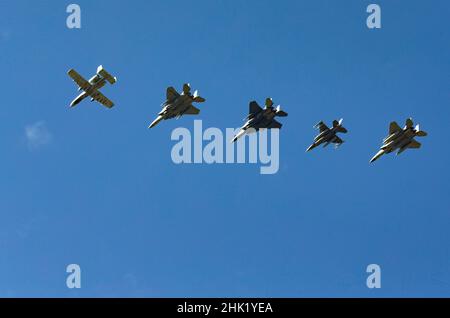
[335, 126, 348, 133]
[97, 65, 117, 85]
[416, 130, 428, 137]
[275, 106, 288, 117]
[193, 96, 206, 103]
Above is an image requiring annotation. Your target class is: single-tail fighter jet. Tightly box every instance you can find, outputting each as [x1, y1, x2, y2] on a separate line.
[306, 119, 348, 152]
[67, 65, 117, 108]
[370, 118, 427, 163]
[148, 83, 206, 128]
[231, 98, 288, 143]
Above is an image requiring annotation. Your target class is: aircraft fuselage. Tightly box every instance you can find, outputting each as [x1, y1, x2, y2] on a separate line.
[307, 126, 344, 152]
[381, 128, 415, 153]
[159, 94, 194, 119]
[243, 107, 277, 131]
[70, 75, 106, 107]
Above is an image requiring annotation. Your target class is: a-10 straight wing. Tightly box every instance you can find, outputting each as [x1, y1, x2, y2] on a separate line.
[68, 67, 115, 108]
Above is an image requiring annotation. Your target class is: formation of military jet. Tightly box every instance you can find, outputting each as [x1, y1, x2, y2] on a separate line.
[306, 119, 348, 152]
[370, 118, 427, 163]
[231, 98, 288, 143]
[68, 65, 117, 108]
[148, 83, 206, 128]
[67, 67, 427, 163]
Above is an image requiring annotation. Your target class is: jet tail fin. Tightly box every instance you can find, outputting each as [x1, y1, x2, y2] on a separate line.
[333, 118, 344, 127]
[332, 119, 347, 133]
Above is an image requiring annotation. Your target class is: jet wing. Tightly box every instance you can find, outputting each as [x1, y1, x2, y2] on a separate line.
[333, 136, 344, 144]
[68, 69, 92, 91]
[267, 120, 282, 129]
[389, 121, 402, 134]
[91, 91, 114, 108]
[249, 101, 263, 114]
[408, 139, 421, 149]
[184, 105, 200, 115]
[316, 121, 329, 133]
[166, 87, 180, 101]
[94, 80, 107, 91]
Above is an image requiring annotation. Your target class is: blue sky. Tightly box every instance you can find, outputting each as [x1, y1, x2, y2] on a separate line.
[0, 0, 449, 297]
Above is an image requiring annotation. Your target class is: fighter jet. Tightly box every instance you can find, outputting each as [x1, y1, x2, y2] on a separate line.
[67, 65, 117, 108]
[148, 83, 206, 128]
[306, 119, 348, 152]
[231, 98, 288, 143]
[370, 118, 427, 163]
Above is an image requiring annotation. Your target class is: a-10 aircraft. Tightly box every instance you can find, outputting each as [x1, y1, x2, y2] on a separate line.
[231, 98, 288, 143]
[68, 65, 117, 108]
[306, 119, 348, 152]
[370, 118, 427, 163]
[148, 83, 206, 128]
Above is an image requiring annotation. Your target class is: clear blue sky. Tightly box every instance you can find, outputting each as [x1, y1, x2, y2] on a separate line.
[0, 0, 449, 297]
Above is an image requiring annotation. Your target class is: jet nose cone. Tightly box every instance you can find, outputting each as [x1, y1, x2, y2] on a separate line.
[149, 115, 164, 128]
[232, 129, 246, 143]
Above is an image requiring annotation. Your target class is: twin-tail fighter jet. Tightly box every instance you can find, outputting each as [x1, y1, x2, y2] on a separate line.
[370, 118, 427, 163]
[148, 83, 206, 128]
[231, 98, 288, 143]
[68, 65, 117, 108]
[306, 119, 348, 152]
